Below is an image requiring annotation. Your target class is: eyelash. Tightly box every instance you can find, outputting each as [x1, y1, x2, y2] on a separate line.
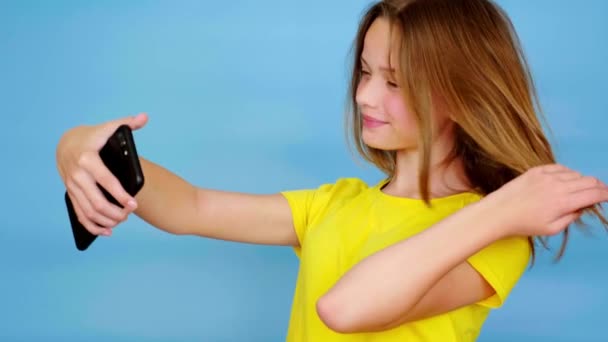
[360, 70, 399, 88]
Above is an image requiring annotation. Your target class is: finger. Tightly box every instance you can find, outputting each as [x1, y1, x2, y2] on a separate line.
[68, 189, 112, 236]
[70, 167, 126, 223]
[69, 180, 119, 229]
[547, 211, 582, 236]
[77, 154, 136, 216]
[540, 163, 570, 174]
[556, 171, 583, 182]
[565, 175, 606, 193]
[561, 187, 608, 213]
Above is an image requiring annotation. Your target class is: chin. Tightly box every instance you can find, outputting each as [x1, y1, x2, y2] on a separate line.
[362, 134, 414, 151]
[363, 139, 399, 151]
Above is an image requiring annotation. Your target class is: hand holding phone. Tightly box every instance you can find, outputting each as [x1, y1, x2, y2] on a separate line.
[64, 124, 145, 251]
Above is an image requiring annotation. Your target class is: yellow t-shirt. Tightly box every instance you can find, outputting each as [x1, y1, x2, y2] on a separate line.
[280, 177, 530, 342]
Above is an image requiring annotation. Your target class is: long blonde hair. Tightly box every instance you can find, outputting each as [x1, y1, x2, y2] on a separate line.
[345, 0, 608, 263]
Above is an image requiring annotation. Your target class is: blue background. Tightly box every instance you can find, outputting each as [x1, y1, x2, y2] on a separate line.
[1, 0, 607, 341]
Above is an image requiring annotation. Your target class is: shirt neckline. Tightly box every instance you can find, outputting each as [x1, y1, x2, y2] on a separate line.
[373, 178, 482, 205]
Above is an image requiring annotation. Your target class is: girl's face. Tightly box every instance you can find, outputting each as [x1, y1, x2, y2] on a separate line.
[356, 17, 451, 151]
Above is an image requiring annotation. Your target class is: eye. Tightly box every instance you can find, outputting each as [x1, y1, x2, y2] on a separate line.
[360, 69, 371, 77]
[387, 81, 399, 88]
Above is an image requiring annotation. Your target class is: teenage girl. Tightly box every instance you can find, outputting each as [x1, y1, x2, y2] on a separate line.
[55, 0, 608, 341]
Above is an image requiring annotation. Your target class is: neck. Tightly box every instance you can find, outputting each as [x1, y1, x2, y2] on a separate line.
[383, 128, 472, 199]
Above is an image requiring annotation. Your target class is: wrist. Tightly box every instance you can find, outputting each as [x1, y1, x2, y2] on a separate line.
[471, 196, 516, 241]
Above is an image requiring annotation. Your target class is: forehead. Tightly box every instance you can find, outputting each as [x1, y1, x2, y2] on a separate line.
[361, 17, 401, 64]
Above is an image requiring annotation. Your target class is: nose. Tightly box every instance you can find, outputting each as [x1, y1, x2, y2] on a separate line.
[355, 76, 382, 110]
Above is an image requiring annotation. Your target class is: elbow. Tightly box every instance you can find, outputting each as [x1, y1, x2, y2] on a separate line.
[316, 294, 410, 334]
[316, 295, 359, 334]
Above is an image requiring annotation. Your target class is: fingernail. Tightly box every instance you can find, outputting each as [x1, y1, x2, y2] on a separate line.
[128, 199, 137, 209]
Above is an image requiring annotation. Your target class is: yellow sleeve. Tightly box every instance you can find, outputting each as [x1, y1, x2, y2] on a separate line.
[467, 236, 531, 308]
[280, 183, 335, 258]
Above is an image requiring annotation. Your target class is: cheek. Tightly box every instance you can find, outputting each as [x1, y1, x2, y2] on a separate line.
[386, 93, 415, 128]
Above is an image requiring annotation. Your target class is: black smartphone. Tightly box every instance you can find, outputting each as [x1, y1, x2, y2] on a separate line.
[65, 124, 145, 251]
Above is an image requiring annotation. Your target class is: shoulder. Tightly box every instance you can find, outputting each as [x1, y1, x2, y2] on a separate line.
[285, 177, 374, 195]
[311, 177, 384, 204]
[280, 177, 376, 212]
[280, 177, 378, 239]
[322, 177, 372, 194]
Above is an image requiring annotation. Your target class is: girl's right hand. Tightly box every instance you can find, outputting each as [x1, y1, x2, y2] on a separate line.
[56, 113, 149, 237]
[485, 163, 608, 238]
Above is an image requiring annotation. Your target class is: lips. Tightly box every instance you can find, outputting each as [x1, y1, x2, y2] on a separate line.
[362, 114, 387, 124]
[362, 114, 388, 128]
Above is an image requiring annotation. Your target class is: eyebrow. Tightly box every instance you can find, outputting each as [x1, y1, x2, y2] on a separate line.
[360, 56, 395, 73]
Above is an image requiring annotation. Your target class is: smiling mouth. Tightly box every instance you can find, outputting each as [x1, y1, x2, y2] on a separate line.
[362, 114, 388, 125]
[362, 117, 388, 129]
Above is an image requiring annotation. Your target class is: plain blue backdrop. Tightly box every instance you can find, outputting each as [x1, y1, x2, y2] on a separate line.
[1, 0, 607, 341]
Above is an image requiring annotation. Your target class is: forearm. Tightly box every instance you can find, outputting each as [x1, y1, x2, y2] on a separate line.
[318, 199, 511, 331]
[133, 157, 198, 235]
[131, 158, 297, 245]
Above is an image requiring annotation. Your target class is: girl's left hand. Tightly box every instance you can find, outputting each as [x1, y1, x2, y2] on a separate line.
[484, 163, 608, 237]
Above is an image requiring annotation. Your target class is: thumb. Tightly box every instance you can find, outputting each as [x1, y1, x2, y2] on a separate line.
[101, 112, 149, 135]
[127, 112, 149, 131]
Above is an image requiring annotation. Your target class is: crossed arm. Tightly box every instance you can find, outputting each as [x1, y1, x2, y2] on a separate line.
[316, 199, 515, 333]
